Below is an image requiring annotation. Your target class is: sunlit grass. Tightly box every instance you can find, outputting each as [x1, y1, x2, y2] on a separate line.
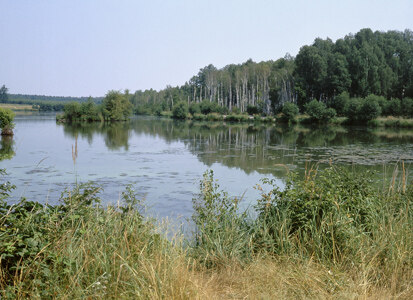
[0, 103, 37, 111]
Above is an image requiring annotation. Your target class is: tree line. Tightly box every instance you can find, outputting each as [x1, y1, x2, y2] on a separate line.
[0, 86, 103, 112]
[131, 28, 413, 116]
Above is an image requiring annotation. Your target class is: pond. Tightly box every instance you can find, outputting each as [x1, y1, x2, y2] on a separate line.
[1, 114, 412, 219]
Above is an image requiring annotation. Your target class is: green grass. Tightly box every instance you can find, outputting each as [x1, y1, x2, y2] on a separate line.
[1, 165, 412, 298]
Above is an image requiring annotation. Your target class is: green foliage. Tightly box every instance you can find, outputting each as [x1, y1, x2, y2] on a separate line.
[172, 101, 189, 119]
[62, 99, 100, 122]
[331, 92, 350, 116]
[344, 96, 382, 123]
[281, 102, 299, 122]
[0, 180, 100, 288]
[0, 108, 15, 129]
[102, 91, 133, 121]
[0, 85, 9, 102]
[0, 136, 15, 161]
[0, 107, 15, 135]
[192, 113, 206, 121]
[0, 165, 411, 296]
[189, 102, 201, 115]
[254, 166, 411, 263]
[385, 98, 401, 116]
[304, 100, 336, 122]
[62, 91, 132, 122]
[80, 98, 99, 121]
[365, 94, 387, 114]
[358, 97, 382, 121]
[192, 170, 250, 267]
[246, 105, 260, 115]
[344, 97, 362, 122]
[63, 102, 82, 120]
[0, 176, 151, 296]
[401, 98, 413, 118]
[199, 100, 225, 115]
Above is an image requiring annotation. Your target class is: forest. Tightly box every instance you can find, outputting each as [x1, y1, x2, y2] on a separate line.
[131, 28, 413, 117]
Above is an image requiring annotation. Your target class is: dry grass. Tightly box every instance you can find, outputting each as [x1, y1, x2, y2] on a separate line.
[158, 256, 413, 299]
[0, 103, 36, 111]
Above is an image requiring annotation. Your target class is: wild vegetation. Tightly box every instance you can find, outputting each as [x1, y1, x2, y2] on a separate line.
[0, 107, 15, 135]
[0, 164, 411, 298]
[57, 91, 133, 122]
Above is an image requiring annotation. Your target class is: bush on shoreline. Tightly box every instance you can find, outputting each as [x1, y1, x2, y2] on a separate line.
[58, 91, 132, 123]
[0, 107, 15, 135]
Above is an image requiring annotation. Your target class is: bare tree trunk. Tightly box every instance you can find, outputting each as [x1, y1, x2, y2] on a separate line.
[193, 86, 197, 103]
[229, 80, 232, 111]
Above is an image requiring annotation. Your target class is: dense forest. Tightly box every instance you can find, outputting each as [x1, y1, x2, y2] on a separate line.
[131, 28, 413, 115]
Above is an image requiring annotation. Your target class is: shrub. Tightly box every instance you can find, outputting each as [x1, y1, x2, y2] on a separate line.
[200, 100, 222, 115]
[358, 98, 382, 122]
[331, 92, 349, 116]
[231, 107, 241, 114]
[281, 102, 299, 123]
[344, 98, 362, 122]
[0, 107, 15, 135]
[255, 167, 380, 261]
[189, 102, 201, 115]
[246, 105, 260, 115]
[172, 101, 189, 119]
[401, 98, 413, 118]
[63, 102, 82, 120]
[386, 98, 401, 116]
[365, 94, 387, 115]
[101, 91, 133, 121]
[80, 99, 100, 121]
[304, 99, 336, 122]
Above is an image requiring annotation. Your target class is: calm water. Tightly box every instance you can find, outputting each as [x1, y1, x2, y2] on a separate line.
[1, 114, 412, 218]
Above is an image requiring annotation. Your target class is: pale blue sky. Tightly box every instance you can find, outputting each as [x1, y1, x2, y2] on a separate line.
[1, 0, 412, 97]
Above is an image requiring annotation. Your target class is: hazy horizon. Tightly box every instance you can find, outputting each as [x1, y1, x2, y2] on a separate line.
[1, 0, 412, 97]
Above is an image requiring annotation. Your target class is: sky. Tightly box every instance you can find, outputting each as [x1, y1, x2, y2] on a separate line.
[1, 0, 412, 97]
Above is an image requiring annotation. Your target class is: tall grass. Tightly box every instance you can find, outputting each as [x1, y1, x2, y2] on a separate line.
[0, 165, 412, 299]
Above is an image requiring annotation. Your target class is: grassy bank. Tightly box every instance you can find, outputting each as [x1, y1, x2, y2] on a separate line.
[0, 103, 38, 112]
[368, 116, 413, 128]
[148, 110, 413, 128]
[1, 166, 412, 299]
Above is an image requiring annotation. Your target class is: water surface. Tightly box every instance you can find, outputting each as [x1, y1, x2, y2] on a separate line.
[1, 114, 412, 218]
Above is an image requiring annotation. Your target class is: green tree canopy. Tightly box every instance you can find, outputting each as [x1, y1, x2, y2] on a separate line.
[102, 91, 133, 121]
[0, 85, 8, 103]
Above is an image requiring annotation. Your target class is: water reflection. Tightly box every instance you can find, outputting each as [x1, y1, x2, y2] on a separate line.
[60, 118, 413, 179]
[0, 136, 15, 161]
[62, 122, 131, 151]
